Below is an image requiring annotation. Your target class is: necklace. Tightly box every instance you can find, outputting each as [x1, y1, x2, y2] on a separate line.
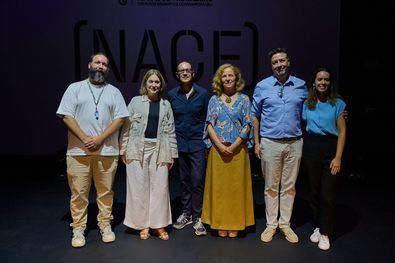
[223, 92, 237, 103]
[224, 94, 231, 103]
[87, 80, 105, 120]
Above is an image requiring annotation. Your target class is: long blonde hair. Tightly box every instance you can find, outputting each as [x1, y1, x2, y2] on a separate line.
[212, 64, 245, 96]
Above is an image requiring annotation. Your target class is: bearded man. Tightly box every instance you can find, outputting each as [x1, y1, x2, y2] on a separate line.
[56, 53, 129, 247]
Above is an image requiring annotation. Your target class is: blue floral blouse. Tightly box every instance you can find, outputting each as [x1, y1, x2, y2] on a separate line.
[203, 93, 253, 148]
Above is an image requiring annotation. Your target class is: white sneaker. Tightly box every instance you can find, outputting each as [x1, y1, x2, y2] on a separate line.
[193, 218, 207, 236]
[71, 228, 85, 248]
[318, 235, 330, 250]
[100, 225, 116, 243]
[310, 228, 321, 243]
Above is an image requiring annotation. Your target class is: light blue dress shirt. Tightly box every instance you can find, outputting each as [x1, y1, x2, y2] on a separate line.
[251, 75, 308, 138]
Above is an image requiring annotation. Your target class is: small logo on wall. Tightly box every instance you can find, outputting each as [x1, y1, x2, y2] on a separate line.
[119, 0, 131, 5]
[119, 0, 213, 7]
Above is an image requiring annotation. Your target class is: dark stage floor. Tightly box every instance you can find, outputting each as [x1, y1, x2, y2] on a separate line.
[1, 156, 394, 263]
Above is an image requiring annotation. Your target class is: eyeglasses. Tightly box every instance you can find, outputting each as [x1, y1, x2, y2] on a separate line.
[278, 85, 285, 98]
[177, 69, 194, 74]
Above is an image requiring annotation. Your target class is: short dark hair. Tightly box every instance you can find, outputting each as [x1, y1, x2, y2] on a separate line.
[89, 52, 108, 63]
[268, 47, 289, 63]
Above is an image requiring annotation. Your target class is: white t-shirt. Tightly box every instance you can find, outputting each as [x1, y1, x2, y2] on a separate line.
[57, 79, 129, 156]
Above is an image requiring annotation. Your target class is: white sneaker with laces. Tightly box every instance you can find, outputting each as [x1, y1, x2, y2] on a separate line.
[100, 225, 116, 243]
[310, 228, 321, 243]
[71, 228, 85, 248]
[318, 235, 330, 250]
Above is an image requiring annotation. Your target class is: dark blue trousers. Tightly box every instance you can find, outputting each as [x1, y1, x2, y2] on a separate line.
[178, 149, 206, 219]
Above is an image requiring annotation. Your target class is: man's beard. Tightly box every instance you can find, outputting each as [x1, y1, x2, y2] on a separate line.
[88, 69, 107, 83]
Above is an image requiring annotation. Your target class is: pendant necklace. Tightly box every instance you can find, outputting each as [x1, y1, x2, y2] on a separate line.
[87, 80, 105, 120]
[224, 92, 236, 103]
[224, 94, 232, 103]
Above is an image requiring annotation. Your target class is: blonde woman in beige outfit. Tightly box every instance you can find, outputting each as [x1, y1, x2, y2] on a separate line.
[120, 69, 178, 241]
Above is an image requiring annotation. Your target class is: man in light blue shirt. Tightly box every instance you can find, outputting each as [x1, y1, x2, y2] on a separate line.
[251, 48, 307, 244]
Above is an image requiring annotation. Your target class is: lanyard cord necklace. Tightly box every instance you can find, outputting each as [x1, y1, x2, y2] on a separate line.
[87, 80, 105, 120]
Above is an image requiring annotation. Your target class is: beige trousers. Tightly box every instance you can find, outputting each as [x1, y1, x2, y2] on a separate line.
[260, 138, 303, 229]
[67, 155, 118, 230]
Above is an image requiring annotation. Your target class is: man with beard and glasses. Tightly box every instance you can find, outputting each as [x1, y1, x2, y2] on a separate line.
[56, 53, 129, 248]
[167, 61, 209, 236]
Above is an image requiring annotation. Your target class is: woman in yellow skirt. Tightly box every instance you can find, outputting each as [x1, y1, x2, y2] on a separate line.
[201, 64, 255, 238]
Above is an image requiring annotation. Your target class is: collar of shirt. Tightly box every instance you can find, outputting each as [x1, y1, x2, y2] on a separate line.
[176, 85, 202, 101]
[177, 85, 198, 95]
[142, 95, 163, 103]
[270, 75, 295, 87]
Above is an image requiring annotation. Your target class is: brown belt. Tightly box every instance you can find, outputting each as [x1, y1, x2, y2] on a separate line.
[266, 136, 302, 142]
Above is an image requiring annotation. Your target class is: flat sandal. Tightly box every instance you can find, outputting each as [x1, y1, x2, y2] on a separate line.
[139, 229, 150, 240]
[228, 230, 238, 238]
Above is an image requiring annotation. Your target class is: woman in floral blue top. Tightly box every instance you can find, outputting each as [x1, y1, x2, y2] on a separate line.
[201, 64, 255, 238]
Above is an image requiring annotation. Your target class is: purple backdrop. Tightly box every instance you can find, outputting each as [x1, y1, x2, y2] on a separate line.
[1, 0, 341, 155]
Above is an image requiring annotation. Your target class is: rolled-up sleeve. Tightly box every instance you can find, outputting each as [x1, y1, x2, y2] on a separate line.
[251, 85, 262, 119]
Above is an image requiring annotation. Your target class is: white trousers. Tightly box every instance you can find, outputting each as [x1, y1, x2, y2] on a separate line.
[124, 139, 172, 229]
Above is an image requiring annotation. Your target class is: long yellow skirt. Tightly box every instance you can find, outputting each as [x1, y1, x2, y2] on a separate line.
[201, 145, 255, 230]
